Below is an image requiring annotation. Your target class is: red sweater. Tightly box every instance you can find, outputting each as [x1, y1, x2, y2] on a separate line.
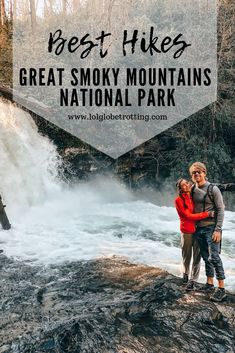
[175, 193, 210, 234]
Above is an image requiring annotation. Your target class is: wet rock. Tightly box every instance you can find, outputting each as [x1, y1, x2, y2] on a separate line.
[0, 255, 234, 353]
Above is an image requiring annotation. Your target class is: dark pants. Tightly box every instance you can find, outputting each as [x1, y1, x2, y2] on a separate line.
[195, 225, 225, 280]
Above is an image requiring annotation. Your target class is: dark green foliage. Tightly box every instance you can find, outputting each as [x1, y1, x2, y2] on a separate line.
[0, 23, 12, 85]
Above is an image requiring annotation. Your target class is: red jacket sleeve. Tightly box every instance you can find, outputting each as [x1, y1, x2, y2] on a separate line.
[175, 198, 210, 221]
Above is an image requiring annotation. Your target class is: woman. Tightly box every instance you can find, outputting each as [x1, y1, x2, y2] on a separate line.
[175, 178, 214, 290]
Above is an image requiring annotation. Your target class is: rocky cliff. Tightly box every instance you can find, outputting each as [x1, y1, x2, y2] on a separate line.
[0, 255, 234, 353]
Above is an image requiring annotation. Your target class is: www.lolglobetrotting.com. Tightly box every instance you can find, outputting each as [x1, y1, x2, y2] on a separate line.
[67, 113, 168, 122]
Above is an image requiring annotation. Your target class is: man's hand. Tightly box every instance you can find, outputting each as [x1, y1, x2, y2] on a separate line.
[212, 230, 221, 243]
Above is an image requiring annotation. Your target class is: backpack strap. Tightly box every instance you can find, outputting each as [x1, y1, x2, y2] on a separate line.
[203, 183, 214, 211]
[207, 184, 214, 203]
[191, 184, 196, 199]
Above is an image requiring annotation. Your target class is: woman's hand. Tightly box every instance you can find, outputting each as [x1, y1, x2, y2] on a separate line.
[208, 211, 215, 218]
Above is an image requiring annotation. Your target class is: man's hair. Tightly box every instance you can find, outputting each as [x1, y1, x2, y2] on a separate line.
[189, 162, 207, 175]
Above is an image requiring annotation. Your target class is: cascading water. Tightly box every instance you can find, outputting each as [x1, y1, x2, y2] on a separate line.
[0, 99, 61, 213]
[0, 98, 234, 291]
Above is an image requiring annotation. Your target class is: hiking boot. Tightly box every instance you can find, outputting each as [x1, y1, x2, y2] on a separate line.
[183, 273, 189, 284]
[197, 283, 215, 293]
[210, 288, 227, 302]
[185, 281, 195, 291]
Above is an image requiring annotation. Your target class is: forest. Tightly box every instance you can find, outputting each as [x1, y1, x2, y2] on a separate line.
[0, 0, 234, 204]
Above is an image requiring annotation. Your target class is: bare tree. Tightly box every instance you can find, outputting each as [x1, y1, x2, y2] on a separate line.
[0, 0, 6, 26]
[29, 0, 37, 31]
[72, 0, 79, 13]
[9, 0, 13, 21]
[13, 0, 17, 20]
[62, 0, 66, 15]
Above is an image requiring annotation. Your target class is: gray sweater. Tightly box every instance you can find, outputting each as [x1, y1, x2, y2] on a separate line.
[192, 181, 224, 230]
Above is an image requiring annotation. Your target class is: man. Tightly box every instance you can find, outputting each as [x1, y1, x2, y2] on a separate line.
[189, 162, 226, 302]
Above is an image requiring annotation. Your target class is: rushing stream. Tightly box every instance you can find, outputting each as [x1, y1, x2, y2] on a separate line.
[0, 99, 234, 291]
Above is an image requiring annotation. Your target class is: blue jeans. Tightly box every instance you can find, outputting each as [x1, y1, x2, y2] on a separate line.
[195, 225, 225, 280]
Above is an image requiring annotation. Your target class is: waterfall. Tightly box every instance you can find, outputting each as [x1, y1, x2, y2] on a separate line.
[0, 99, 61, 214]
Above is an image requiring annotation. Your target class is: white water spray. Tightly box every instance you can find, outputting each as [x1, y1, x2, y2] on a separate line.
[0, 99, 61, 213]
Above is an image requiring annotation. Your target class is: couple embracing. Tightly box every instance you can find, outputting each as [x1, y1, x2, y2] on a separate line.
[175, 162, 226, 302]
